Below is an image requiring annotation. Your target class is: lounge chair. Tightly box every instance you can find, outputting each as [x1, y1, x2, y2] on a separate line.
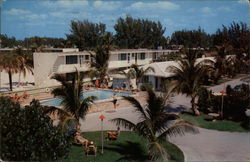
[74, 133, 89, 148]
[106, 127, 120, 140]
[86, 141, 97, 156]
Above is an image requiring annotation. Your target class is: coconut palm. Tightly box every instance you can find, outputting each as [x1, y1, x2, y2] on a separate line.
[89, 32, 114, 85]
[0, 52, 20, 91]
[89, 45, 110, 85]
[13, 48, 33, 85]
[128, 64, 154, 89]
[168, 49, 214, 115]
[111, 88, 198, 161]
[49, 70, 96, 126]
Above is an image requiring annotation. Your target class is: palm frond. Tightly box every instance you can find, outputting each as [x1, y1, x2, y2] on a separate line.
[110, 118, 136, 130]
[158, 120, 199, 140]
[148, 141, 169, 161]
[123, 96, 148, 120]
[78, 96, 96, 120]
[43, 105, 72, 125]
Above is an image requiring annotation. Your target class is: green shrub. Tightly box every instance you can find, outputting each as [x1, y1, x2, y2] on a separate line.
[140, 83, 153, 91]
[0, 97, 72, 161]
[211, 84, 249, 121]
[197, 87, 213, 113]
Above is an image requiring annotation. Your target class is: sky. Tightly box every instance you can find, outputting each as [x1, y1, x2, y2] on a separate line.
[1, 0, 249, 40]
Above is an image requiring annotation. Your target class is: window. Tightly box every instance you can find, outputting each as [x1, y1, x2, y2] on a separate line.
[142, 76, 149, 83]
[66, 56, 77, 64]
[119, 54, 127, 60]
[85, 55, 89, 60]
[140, 53, 145, 60]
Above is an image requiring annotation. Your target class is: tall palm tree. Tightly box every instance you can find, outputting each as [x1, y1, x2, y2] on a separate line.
[111, 88, 198, 161]
[0, 52, 20, 91]
[128, 64, 154, 89]
[13, 48, 33, 85]
[49, 70, 96, 126]
[90, 45, 110, 85]
[168, 49, 214, 115]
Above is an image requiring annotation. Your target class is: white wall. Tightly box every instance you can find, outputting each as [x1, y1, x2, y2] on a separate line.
[33, 49, 178, 87]
[108, 53, 153, 68]
[33, 52, 59, 87]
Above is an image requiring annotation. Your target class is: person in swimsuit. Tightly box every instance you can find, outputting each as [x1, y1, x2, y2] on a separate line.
[112, 93, 118, 109]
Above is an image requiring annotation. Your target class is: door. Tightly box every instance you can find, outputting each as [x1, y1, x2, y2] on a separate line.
[155, 77, 158, 90]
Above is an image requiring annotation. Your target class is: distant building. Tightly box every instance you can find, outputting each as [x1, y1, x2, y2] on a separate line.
[33, 48, 178, 87]
[139, 57, 215, 90]
[0, 48, 14, 55]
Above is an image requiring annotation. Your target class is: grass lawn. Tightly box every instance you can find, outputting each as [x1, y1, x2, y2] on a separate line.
[180, 112, 249, 132]
[60, 131, 184, 162]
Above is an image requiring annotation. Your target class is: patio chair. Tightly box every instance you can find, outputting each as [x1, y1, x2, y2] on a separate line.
[86, 141, 97, 156]
[106, 127, 120, 140]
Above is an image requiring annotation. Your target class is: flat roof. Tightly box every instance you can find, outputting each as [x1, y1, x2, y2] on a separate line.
[35, 48, 178, 55]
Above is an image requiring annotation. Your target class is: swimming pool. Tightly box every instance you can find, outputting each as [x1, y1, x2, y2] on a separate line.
[40, 90, 132, 107]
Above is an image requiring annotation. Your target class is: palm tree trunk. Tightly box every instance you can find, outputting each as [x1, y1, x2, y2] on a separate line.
[18, 72, 21, 86]
[191, 96, 200, 116]
[136, 79, 139, 90]
[8, 71, 13, 91]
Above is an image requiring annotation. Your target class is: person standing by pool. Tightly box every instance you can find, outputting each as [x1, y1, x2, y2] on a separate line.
[112, 93, 118, 109]
[95, 80, 99, 88]
[122, 81, 126, 90]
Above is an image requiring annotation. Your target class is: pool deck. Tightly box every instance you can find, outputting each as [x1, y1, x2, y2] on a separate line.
[19, 88, 147, 114]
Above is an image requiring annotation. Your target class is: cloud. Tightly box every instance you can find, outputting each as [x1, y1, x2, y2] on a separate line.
[40, 0, 89, 9]
[25, 13, 47, 20]
[238, 0, 249, 4]
[126, 1, 179, 11]
[93, 1, 122, 11]
[218, 6, 231, 12]
[201, 7, 216, 16]
[4, 8, 48, 23]
[4, 8, 30, 16]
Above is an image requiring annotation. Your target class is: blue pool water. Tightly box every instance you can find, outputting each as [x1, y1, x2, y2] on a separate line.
[40, 90, 132, 107]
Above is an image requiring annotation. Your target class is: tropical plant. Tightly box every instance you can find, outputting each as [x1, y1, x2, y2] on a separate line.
[0, 52, 20, 91]
[111, 88, 198, 161]
[13, 48, 34, 84]
[170, 27, 213, 48]
[90, 45, 110, 85]
[168, 49, 214, 115]
[50, 70, 96, 127]
[114, 15, 167, 49]
[211, 84, 249, 121]
[0, 96, 72, 161]
[127, 64, 154, 89]
[0, 34, 18, 48]
[66, 20, 106, 50]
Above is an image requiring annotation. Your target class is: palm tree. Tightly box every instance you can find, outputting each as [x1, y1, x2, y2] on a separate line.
[13, 48, 33, 85]
[49, 70, 96, 126]
[111, 88, 198, 161]
[0, 52, 20, 91]
[90, 45, 110, 85]
[128, 64, 154, 89]
[168, 49, 214, 115]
